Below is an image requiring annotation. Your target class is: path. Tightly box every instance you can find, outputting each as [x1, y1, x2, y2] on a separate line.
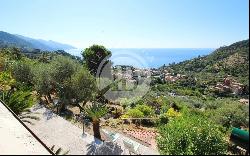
[25, 104, 160, 155]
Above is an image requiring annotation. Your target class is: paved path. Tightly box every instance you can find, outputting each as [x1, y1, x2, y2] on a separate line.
[0, 102, 50, 155]
[25, 104, 160, 155]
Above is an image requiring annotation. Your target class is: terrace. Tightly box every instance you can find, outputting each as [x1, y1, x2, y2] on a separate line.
[0, 101, 52, 155]
[23, 104, 160, 155]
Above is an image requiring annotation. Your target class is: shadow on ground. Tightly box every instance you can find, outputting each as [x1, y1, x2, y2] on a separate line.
[86, 141, 123, 155]
[43, 109, 56, 120]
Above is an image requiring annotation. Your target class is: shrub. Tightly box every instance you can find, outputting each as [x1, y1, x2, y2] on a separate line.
[206, 101, 249, 129]
[0, 71, 16, 91]
[135, 104, 154, 117]
[166, 108, 181, 118]
[159, 113, 168, 124]
[126, 109, 144, 118]
[12, 60, 34, 85]
[0, 90, 35, 115]
[157, 115, 227, 155]
[108, 118, 122, 128]
[120, 114, 129, 119]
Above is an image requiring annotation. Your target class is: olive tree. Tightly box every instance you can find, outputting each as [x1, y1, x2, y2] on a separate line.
[32, 63, 54, 104]
[70, 67, 97, 111]
[12, 59, 34, 86]
[50, 56, 81, 112]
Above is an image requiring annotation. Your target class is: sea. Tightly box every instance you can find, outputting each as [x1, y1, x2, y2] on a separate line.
[66, 48, 214, 68]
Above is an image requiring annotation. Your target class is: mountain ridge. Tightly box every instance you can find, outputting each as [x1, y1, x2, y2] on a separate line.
[0, 31, 75, 51]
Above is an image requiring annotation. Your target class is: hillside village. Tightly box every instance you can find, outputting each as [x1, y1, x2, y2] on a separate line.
[113, 65, 187, 84]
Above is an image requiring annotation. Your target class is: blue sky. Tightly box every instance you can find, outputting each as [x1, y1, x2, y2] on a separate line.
[0, 0, 249, 48]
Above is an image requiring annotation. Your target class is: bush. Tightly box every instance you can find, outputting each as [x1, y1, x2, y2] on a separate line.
[135, 104, 154, 117]
[166, 108, 181, 118]
[12, 60, 34, 85]
[126, 109, 144, 118]
[159, 113, 168, 124]
[157, 115, 227, 155]
[206, 101, 249, 129]
[0, 90, 35, 115]
[0, 71, 16, 91]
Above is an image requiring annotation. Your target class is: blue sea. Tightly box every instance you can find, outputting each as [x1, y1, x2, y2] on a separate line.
[66, 48, 214, 68]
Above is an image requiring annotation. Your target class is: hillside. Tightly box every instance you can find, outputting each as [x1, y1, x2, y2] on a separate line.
[166, 39, 249, 85]
[0, 31, 34, 49]
[0, 31, 75, 51]
[16, 35, 75, 51]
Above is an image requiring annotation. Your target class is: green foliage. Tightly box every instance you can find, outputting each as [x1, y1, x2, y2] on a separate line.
[118, 97, 141, 109]
[0, 56, 5, 71]
[126, 108, 144, 118]
[166, 108, 181, 118]
[134, 104, 154, 117]
[205, 99, 249, 128]
[159, 113, 168, 124]
[165, 39, 249, 96]
[0, 90, 35, 115]
[82, 45, 112, 76]
[84, 102, 108, 140]
[107, 118, 122, 128]
[12, 59, 34, 85]
[84, 103, 108, 121]
[50, 56, 81, 110]
[71, 67, 96, 105]
[50, 56, 80, 84]
[32, 63, 53, 97]
[157, 115, 227, 155]
[0, 71, 16, 91]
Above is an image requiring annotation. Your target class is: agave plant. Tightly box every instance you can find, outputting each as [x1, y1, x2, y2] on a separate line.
[0, 90, 40, 124]
[84, 102, 108, 140]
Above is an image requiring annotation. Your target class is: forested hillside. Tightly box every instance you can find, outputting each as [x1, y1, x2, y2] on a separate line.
[167, 39, 249, 86]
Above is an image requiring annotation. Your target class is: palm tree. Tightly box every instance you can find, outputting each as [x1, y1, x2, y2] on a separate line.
[84, 102, 108, 140]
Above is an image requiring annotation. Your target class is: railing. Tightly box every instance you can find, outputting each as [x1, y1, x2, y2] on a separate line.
[0, 99, 55, 155]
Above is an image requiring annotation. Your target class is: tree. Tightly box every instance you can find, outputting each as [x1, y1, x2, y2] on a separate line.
[84, 102, 108, 140]
[82, 45, 112, 76]
[32, 63, 54, 104]
[157, 115, 227, 155]
[50, 56, 80, 84]
[70, 67, 97, 111]
[10, 47, 22, 60]
[39, 52, 50, 63]
[12, 59, 34, 86]
[50, 56, 81, 112]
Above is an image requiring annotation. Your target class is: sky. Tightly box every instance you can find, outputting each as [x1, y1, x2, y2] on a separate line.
[0, 0, 249, 48]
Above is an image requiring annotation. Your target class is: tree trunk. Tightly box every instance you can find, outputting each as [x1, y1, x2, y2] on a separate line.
[93, 119, 102, 140]
[60, 102, 66, 113]
[45, 95, 50, 104]
[47, 93, 53, 103]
